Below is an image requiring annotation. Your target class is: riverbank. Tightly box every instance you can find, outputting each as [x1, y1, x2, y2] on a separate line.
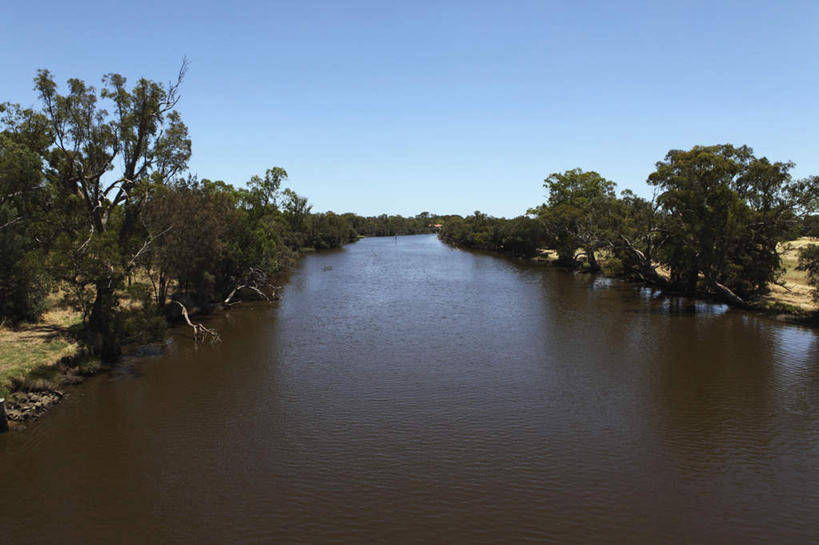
[0, 304, 97, 429]
[5, 232, 817, 544]
[528, 237, 819, 322]
[4, 234, 816, 431]
[0, 240, 346, 431]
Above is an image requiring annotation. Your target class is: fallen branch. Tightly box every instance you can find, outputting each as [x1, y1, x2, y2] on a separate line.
[172, 300, 221, 344]
[706, 277, 747, 307]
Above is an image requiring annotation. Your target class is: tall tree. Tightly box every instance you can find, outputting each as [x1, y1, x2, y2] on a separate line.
[648, 144, 800, 302]
[35, 64, 191, 359]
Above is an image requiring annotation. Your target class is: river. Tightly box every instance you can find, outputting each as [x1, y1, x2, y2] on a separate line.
[1, 234, 817, 544]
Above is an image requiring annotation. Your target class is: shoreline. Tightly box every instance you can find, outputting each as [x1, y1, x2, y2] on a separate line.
[446, 239, 819, 327]
[0, 238, 349, 432]
[3, 234, 816, 432]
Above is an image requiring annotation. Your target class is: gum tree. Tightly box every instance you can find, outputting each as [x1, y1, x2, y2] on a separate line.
[532, 168, 619, 270]
[35, 63, 191, 359]
[648, 144, 802, 303]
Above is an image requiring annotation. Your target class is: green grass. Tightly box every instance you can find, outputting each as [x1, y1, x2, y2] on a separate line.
[16, 364, 64, 392]
[0, 306, 81, 398]
[77, 358, 101, 375]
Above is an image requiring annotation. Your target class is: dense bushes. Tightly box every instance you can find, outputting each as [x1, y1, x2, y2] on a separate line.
[439, 212, 545, 257]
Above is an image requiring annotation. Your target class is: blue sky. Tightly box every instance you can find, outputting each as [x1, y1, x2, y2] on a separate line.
[2, 1, 818, 217]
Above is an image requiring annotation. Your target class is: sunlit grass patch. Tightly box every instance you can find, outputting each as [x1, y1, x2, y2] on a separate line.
[767, 237, 819, 312]
[0, 305, 81, 398]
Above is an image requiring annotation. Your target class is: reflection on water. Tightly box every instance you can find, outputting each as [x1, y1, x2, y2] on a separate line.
[1, 234, 817, 544]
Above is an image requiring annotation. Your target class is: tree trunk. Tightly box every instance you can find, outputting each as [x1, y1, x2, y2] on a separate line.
[586, 247, 601, 272]
[685, 264, 699, 295]
[618, 235, 669, 288]
[88, 282, 121, 362]
[158, 273, 168, 307]
[707, 277, 747, 307]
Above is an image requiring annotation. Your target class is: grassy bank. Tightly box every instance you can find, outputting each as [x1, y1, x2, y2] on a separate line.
[0, 305, 83, 399]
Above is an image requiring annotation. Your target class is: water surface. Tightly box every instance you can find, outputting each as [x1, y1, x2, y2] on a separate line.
[2, 234, 817, 544]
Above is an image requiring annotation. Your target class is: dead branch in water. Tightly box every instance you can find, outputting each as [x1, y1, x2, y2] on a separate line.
[172, 300, 221, 344]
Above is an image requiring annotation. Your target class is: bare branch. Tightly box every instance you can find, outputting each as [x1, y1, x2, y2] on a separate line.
[127, 225, 172, 269]
[172, 300, 220, 344]
[78, 224, 94, 253]
[163, 57, 189, 112]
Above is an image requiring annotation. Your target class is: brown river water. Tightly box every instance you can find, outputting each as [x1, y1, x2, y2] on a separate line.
[1, 234, 818, 544]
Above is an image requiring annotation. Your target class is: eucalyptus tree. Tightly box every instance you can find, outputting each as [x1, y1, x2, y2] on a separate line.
[34, 64, 191, 359]
[532, 168, 619, 269]
[648, 144, 802, 303]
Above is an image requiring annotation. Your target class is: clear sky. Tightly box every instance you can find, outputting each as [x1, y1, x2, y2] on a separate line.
[2, 1, 818, 217]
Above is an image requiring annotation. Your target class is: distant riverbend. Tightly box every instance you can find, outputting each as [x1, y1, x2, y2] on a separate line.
[1, 234, 817, 544]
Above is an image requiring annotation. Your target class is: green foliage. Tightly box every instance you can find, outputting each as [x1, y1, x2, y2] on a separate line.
[345, 212, 437, 237]
[77, 357, 101, 376]
[803, 215, 819, 237]
[28, 66, 192, 360]
[120, 304, 167, 345]
[531, 169, 618, 268]
[649, 144, 800, 298]
[601, 257, 625, 277]
[439, 212, 544, 257]
[307, 212, 358, 249]
[438, 147, 816, 309]
[0, 126, 51, 324]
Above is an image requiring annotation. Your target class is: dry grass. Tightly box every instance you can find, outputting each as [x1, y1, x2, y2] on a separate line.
[0, 275, 165, 398]
[763, 237, 819, 312]
[533, 249, 559, 263]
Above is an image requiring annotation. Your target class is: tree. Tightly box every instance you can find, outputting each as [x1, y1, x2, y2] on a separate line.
[0, 106, 52, 323]
[603, 189, 672, 285]
[648, 144, 801, 302]
[282, 187, 312, 232]
[246, 167, 287, 214]
[34, 65, 191, 359]
[142, 177, 235, 307]
[532, 168, 618, 269]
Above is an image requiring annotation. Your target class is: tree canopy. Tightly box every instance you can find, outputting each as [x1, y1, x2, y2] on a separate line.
[0, 67, 439, 358]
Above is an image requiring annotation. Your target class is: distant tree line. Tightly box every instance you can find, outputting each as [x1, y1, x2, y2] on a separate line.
[438, 213, 545, 258]
[0, 67, 439, 359]
[441, 145, 819, 306]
